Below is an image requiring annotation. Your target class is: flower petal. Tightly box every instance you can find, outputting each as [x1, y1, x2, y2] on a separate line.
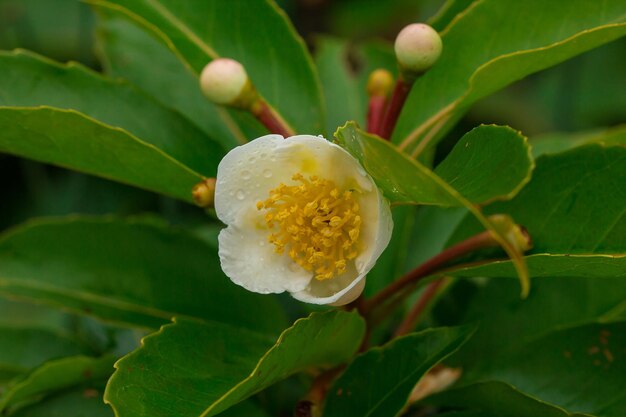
[355, 184, 394, 274]
[218, 225, 311, 294]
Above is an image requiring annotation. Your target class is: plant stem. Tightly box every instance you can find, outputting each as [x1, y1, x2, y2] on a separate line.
[367, 95, 387, 135]
[360, 230, 498, 316]
[250, 99, 295, 137]
[296, 366, 344, 416]
[379, 77, 413, 139]
[394, 278, 446, 336]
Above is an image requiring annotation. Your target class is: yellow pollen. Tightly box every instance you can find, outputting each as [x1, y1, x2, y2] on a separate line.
[257, 174, 362, 281]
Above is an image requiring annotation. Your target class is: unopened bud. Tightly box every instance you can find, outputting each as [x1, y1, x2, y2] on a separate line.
[199, 58, 257, 108]
[192, 178, 216, 208]
[394, 23, 442, 74]
[366, 69, 394, 97]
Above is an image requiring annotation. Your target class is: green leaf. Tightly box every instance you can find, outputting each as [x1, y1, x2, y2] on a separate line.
[0, 326, 91, 381]
[433, 277, 626, 379]
[0, 50, 224, 177]
[424, 381, 586, 417]
[105, 311, 365, 417]
[0, 355, 115, 412]
[428, 0, 475, 31]
[335, 122, 529, 295]
[9, 383, 113, 417]
[315, 37, 364, 134]
[88, 0, 325, 135]
[95, 10, 263, 149]
[446, 254, 626, 280]
[218, 401, 272, 417]
[394, 0, 626, 154]
[445, 322, 626, 416]
[0, 107, 202, 202]
[323, 326, 474, 417]
[531, 125, 626, 158]
[0, 216, 286, 332]
[448, 144, 626, 254]
[434, 125, 533, 204]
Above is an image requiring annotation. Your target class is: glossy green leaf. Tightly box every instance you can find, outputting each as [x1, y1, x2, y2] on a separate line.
[335, 122, 529, 295]
[394, 0, 626, 154]
[0, 107, 202, 202]
[531, 125, 626, 158]
[0, 50, 224, 177]
[219, 401, 272, 417]
[89, 0, 325, 135]
[448, 144, 626, 253]
[425, 381, 588, 417]
[434, 125, 533, 204]
[446, 254, 626, 280]
[0, 327, 91, 381]
[315, 37, 364, 134]
[0, 217, 286, 332]
[428, 0, 475, 31]
[95, 10, 263, 149]
[433, 277, 626, 379]
[449, 322, 626, 416]
[0, 355, 115, 412]
[324, 326, 474, 417]
[10, 383, 113, 417]
[105, 311, 365, 417]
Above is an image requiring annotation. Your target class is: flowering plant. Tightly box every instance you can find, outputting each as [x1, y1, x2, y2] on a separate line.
[0, 1, 624, 416]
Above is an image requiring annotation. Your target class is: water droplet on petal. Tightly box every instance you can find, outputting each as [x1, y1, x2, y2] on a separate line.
[262, 169, 273, 178]
[241, 170, 251, 180]
[235, 189, 246, 200]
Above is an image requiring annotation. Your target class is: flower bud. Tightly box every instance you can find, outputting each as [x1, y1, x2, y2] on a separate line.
[199, 58, 257, 108]
[394, 23, 442, 74]
[192, 178, 216, 208]
[366, 69, 394, 97]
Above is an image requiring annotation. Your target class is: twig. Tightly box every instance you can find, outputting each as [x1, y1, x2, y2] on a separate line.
[360, 230, 498, 316]
[394, 278, 446, 336]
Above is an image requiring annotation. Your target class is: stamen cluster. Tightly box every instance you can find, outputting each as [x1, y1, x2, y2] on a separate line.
[257, 173, 361, 281]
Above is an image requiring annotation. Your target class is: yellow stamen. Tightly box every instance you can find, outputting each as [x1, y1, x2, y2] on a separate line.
[257, 174, 362, 281]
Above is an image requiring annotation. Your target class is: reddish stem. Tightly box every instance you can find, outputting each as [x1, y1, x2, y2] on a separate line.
[379, 78, 412, 140]
[367, 95, 388, 135]
[251, 99, 295, 137]
[360, 231, 498, 316]
[394, 278, 446, 336]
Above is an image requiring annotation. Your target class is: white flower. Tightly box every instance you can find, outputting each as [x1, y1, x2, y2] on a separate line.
[215, 134, 393, 305]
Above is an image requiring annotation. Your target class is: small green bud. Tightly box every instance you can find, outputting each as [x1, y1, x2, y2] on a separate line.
[394, 23, 442, 74]
[199, 58, 257, 108]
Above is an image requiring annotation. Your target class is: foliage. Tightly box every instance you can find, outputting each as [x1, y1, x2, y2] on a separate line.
[0, 0, 624, 416]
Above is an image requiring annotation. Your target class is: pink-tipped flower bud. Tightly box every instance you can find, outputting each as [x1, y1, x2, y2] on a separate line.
[200, 58, 256, 107]
[394, 23, 442, 74]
